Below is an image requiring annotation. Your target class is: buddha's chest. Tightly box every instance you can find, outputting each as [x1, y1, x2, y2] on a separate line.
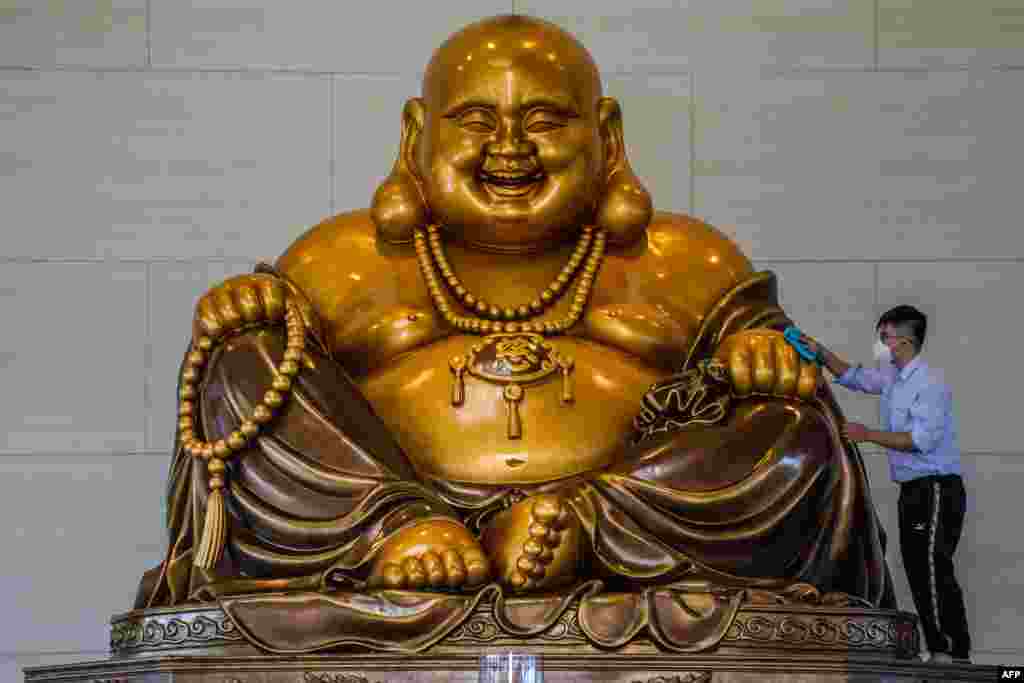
[314, 254, 699, 484]
[322, 250, 700, 379]
[355, 331, 663, 484]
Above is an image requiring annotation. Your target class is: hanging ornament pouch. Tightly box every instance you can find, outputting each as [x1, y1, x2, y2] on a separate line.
[449, 332, 574, 440]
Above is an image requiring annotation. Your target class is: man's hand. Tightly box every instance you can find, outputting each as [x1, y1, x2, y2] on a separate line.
[192, 273, 289, 340]
[798, 333, 822, 359]
[797, 332, 852, 378]
[842, 421, 873, 443]
[713, 329, 820, 401]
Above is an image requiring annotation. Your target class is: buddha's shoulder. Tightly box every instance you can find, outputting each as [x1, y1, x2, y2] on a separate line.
[275, 209, 416, 283]
[642, 212, 752, 270]
[613, 212, 755, 295]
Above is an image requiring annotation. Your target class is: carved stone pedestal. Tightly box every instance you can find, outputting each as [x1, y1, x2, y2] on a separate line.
[22, 651, 1000, 683]
[23, 596, 998, 682]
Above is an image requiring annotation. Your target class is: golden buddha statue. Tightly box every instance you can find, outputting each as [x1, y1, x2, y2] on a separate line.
[133, 14, 894, 651]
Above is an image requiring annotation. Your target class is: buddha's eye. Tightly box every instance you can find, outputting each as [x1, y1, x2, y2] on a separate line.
[525, 109, 569, 133]
[457, 109, 497, 133]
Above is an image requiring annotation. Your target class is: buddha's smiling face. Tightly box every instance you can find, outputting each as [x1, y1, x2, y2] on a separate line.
[416, 18, 606, 252]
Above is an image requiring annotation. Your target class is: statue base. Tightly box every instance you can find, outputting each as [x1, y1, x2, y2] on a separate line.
[22, 596, 997, 682]
[22, 651, 999, 683]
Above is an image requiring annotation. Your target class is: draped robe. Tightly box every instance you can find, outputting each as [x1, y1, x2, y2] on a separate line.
[134, 268, 896, 652]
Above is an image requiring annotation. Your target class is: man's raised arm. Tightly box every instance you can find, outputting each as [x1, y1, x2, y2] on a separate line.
[800, 334, 888, 395]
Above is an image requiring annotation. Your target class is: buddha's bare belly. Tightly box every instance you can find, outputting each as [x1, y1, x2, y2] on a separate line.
[358, 334, 662, 485]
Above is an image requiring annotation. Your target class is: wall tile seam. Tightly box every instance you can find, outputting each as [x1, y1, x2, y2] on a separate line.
[873, 262, 880, 310]
[329, 74, 336, 216]
[1, 649, 108, 658]
[143, 261, 154, 451]
[854, 451, 1022, 458]
[7, 64, 1024, 77]
[860, 451, 1024, 459]
[0, 451, 170, 459]
[872, 0, 880, 70]
[0, 258, 265, 264]
[0, 65, 411, 77]
[144, 0, 151, 68]
[688, 69, 697, 214]
[752, 258, 1024, 265]
[874, 261, 881, 426]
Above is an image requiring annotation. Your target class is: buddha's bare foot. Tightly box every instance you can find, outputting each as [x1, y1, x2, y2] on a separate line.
[482, 493, 581, 593]
[367, 518, 490, 591]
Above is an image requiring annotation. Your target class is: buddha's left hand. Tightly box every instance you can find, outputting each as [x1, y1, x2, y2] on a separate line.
[713, 329, 820, 401]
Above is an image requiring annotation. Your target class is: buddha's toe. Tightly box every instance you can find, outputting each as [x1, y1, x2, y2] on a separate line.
[370, 547, 488, 590]
[441, 548, 467, 587]
[378, 562, 405, 588]
[401, 557, 428, 589]
[420, 551, 446, 587]
[462, 547, 491, 587]
[367, 518, 489, 592]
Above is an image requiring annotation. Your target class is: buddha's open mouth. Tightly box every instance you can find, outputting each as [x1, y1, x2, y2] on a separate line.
[479, 169, 544, 198]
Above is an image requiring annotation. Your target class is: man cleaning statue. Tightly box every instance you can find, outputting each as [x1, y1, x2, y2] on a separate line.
[133, 14, 896, 653]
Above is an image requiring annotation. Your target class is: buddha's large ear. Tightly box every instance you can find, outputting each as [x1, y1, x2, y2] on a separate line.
[371, 98, 429, 245]
[594, 97, 653, 246]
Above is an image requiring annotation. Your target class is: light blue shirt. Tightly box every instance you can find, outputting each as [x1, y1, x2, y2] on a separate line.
[835, 356, 961, 483]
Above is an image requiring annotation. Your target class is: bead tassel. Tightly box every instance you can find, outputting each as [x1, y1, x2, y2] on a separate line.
[504, 384, 523, 439]
[193, 475, 227, 571]
[182, 297, 307, 571]
[561, 368, 574, 404]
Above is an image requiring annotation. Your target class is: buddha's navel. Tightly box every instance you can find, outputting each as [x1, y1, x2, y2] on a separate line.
[358, 333, 661, 485]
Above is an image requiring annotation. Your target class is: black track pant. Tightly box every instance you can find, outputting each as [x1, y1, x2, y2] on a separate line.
[898, 474, 971, 658]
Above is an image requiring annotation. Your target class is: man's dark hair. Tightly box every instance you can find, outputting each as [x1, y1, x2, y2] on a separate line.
[877, 305, 927, 351]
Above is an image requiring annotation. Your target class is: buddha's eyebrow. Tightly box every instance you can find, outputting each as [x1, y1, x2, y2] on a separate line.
[443, 97, 580, 118]
[443, 98, 497, 118]
[521, 98, 580, 116]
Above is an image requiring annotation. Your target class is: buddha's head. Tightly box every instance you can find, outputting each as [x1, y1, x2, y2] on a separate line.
[371, 15, 652, 253]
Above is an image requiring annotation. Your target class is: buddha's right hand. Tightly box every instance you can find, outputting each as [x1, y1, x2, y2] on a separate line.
[192, 273, 289, 340]
[714, 329, 820, 401]
[367, 518, 490, 591]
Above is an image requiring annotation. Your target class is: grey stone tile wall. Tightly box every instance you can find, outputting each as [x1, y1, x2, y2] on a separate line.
[2, 1, 1021, 676]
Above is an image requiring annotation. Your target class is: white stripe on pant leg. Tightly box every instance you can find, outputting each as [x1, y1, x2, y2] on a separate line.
[928, 481, 951, 653]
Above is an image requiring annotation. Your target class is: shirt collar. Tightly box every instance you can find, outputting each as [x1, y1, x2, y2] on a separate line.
[897, 355, 925, 382]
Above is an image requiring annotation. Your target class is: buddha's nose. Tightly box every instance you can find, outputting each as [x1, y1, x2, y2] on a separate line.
[485, 122, 537, 165]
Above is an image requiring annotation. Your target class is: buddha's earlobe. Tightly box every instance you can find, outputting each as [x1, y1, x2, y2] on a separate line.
[371, 98, 430, 245]
[594, 97, 652, 246]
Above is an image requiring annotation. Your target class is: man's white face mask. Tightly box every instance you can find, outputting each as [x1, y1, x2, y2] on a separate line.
[873, 339, 893, 365]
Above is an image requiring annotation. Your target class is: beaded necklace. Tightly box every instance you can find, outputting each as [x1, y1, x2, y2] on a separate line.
[414, 224, 606, 335]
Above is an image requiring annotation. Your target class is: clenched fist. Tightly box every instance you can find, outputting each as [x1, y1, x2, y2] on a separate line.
[192, 272, 323, 345]
[712, 329, 820, 401]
